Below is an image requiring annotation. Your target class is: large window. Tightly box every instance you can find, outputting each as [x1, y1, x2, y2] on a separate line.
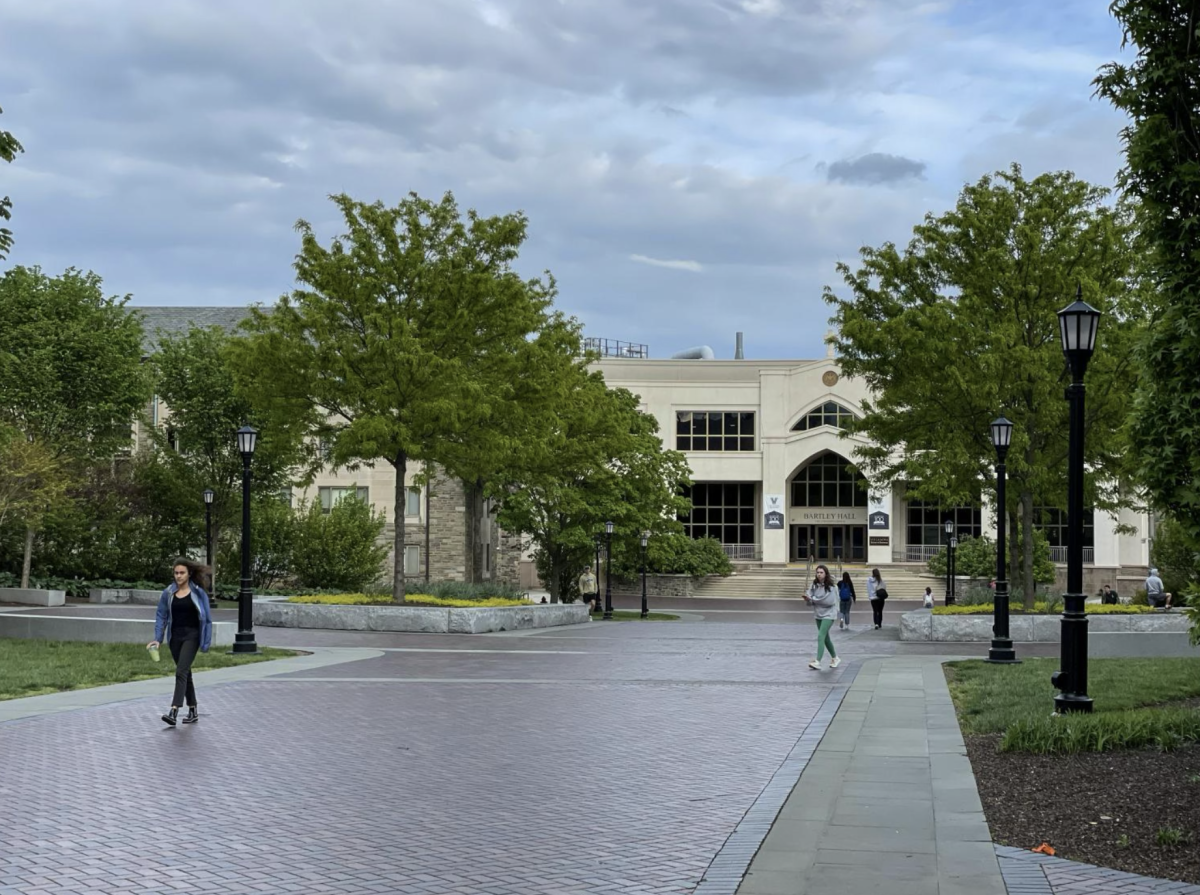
[790, 452, 868, 508]
[404, 545, 420, 575]
[318, 485, 369, 514]
[792, 401, 855, 432]
[405, 487, 422, 517]
[906, 500, 982, 546]
[676, 411, 756, 452]
[681, 483, 756, 544]
[1034, 507, 1095, 548]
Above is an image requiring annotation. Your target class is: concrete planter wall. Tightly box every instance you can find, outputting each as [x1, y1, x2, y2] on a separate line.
[0, 613, 235, 645]
[89, 588, 162, 606]
[254, 601, 590, 634]
[900, 608, 1192, 642]
[0, 587, 66, 607]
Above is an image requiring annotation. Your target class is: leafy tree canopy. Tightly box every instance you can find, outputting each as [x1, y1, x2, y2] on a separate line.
[825, 165, 1144, 604]
[0, 104, 22, 260]
[1095, 1, 1200, 540]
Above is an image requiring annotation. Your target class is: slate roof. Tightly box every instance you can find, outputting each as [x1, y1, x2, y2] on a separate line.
[130, 306, 261, 354]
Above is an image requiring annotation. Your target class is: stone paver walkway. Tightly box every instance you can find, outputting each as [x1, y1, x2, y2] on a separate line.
[995, 845, 1200, 895]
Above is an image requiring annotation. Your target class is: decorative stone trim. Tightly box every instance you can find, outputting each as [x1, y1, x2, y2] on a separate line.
[900, 608, 1191, 642]
[254, 600, 590, 634]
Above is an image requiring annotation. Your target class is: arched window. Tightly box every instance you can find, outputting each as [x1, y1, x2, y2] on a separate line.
[792, 401, 855, 432]
[790, 452, 868, 508]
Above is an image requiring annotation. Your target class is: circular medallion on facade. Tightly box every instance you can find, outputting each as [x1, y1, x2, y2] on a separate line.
[822, 370, 839, 387]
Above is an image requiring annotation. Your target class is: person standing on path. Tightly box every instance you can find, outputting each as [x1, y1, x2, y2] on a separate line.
[837, 572, 856, 629]
[147, 559, 214, 727]
[866, 568, 887, 629]
[578, 567, 598, 613]
[804, 564, 840, 670]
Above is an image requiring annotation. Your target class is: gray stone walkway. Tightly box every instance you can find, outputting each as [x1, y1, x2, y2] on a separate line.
[736, 656, 1005, 895]
[995, 845, 1200, 895]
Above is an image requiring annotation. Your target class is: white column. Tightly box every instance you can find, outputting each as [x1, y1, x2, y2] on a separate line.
[867, 488, 894, 566]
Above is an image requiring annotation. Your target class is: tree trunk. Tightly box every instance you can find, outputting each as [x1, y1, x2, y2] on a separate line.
[548, 551, 561, 602]
[20, 526, 33, 589]
[392, 450, 407, 602]
[1021, 491, 1035, 609]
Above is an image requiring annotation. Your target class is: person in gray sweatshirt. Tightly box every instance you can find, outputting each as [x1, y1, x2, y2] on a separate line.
[805, 563, 840, 670]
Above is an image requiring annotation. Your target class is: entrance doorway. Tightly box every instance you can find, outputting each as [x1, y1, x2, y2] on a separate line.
[792, 525, 866, 562]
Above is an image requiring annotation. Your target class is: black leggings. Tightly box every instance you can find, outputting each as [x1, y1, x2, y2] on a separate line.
[870, 599, 885, 627]
[169, 633, 200, 708]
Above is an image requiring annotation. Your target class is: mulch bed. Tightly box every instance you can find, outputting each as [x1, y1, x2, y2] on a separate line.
[966, 733, 1200, 883]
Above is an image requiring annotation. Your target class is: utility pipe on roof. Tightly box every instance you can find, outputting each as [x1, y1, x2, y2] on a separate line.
[670, 345, 715, 359]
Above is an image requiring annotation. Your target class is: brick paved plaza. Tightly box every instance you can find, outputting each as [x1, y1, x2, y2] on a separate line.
[1, 606, 1195, 895]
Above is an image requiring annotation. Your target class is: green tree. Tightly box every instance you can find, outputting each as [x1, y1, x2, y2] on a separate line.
[497, 370, 692, 602]
[1149, 515, 1199, 596]
[236, 191, 557, 601]
[216, 494, 299, 591]
[0, 427, 69, 547]
[0, 267, 151, 585]
[826, 166, 1142, 607]
[291, 494, 388, 592]
[1095, 1, 1200, 542]
[0, 105, 22, 260]
[149, 325, 311, 591]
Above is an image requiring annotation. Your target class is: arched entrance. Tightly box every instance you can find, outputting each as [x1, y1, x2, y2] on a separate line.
[788, 451, 869, 562]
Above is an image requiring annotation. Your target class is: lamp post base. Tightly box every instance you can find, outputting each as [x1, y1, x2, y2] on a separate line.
[986, 640, 1020, 663]
[230, 632, 259, 655]
[1053, 692, 1094, 714]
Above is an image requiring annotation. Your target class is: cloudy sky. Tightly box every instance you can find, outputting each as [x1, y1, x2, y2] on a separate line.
[1, 0, 1131, 359]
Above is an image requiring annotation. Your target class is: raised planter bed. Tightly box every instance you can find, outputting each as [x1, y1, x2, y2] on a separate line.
[0, 613, 236, 645]
[0, 586, 66, 607]
[901, 608, 1191, 642]
[88, 588, 162, 606]
[254, 601, 590, 634]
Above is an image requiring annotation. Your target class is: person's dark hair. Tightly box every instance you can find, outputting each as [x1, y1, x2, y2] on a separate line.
[813, 564, 831, 587]
[171, 558, 212, 593]
[872, 568, 882, 582]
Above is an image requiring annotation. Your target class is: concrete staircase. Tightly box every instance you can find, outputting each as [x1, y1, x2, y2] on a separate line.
[693, 565, 940, 601]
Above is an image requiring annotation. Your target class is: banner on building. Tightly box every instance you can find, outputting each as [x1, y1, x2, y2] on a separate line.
[764, 494, 785, 530]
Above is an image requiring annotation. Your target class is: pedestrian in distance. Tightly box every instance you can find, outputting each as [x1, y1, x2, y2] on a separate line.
[1145, 568, 1172, 609]
[867, 568, 887, 629]
[578, 566, 598, 614]
[147, 559, 214, 727]
[804, 564, 840, 670]
[837, 571, 856, 629]
[923, 586, 934, 608]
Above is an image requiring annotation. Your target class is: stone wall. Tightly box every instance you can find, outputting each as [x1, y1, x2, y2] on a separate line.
[611, 574, 700, 598]
[495, 531, 526, 587]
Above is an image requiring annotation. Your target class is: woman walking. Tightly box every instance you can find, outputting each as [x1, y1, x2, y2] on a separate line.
[805, 564, 840, 670]
[867, 568, 887, 629]
[147, 559, 214, 726]
[837, 572, 856, 629]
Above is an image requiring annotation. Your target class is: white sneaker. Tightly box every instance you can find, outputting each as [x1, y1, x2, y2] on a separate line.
[830, 656, 842, 668]
[808, 659, 821, 670]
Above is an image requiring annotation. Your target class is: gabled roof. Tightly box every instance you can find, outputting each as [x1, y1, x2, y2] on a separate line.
[130, 306, 259, 354]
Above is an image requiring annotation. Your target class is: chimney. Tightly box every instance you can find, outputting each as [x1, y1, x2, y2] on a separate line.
[735, 331, 744, 360]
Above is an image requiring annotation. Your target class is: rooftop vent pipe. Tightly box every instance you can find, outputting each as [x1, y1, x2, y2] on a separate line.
[735, 332, 744, 360]
[670, 345, 715, 359]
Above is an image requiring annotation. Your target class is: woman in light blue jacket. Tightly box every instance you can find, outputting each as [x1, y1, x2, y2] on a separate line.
[147, 559, 214, 726]
[805, 564, 840, 670]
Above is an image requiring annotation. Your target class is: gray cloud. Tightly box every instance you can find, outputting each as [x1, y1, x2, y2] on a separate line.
[825, 153, 927, 186]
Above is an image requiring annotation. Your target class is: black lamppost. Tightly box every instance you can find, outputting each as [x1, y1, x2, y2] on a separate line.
[593, 533, 603, 615]
[944, 519, 954, 605]
[639, 530, 651, 619]
[949, 535, 958, 605]
[1052, 288, 1100, 714]
[202, 488, 216, 609]
[603, 521, 615, 620]
[987, 417, 1019, 663]
[232, 425, 258, 654]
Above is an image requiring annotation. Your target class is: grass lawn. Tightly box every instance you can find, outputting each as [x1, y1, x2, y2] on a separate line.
[0, 640, 296, 701]
[591, 610, 680, 621]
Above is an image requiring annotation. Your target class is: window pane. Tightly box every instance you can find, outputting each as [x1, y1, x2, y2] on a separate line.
[406, 488, 421, 516]
[357, 487, 369, 503]
[677, 436, 692, 451]
[839, 482, 853, 506]
[741, 412, 755, 435]
[676, 412, 691, 435]
[319, 487, 332, 511]
[722, 413, 736, 435]
[693, 414, 708, 435]
[724, 484, 739, 505]
[823, 482, 838, 506]
[809, 483, 822, 506]
[724, 436, 738, 451]
[740, 436, 754, 451]
[792, 482, 805, 505]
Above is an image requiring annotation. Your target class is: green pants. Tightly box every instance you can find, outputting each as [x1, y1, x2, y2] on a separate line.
[816, 618, 837, 660]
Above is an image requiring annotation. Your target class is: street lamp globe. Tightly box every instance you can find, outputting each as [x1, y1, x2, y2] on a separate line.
[944, 519, 953, 536]
[236, 425, 258, 457]
[203, 488, 215, 505]
[605, 520, 614, 535]
[1057, 285, 1100, 367]
[640, 531, 650, 548]
[990, 417, 1013, 453]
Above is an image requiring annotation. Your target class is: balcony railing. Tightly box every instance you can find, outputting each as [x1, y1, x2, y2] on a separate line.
[1050, 546, 1095, 564]
[905, 545, 944, 563]
[722, 544, 762, 562]
[583, 337, 649, 359]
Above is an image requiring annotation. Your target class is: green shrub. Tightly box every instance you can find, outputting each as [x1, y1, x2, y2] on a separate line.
[1000, 707, 1200, 754]
[934, 602, 1154, 616]
[610, 533, 732, 580]
[404, 580, 527, 601]
[216, 495, 300, 591]
[930, 530, 1055, 584]
[290, 494, 388, 592]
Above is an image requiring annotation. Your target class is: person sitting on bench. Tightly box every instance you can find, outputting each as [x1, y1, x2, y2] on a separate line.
[1145, 569, 1172, 609]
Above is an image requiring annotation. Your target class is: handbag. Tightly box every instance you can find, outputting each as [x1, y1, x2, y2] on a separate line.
[876, 587, 889, 600]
